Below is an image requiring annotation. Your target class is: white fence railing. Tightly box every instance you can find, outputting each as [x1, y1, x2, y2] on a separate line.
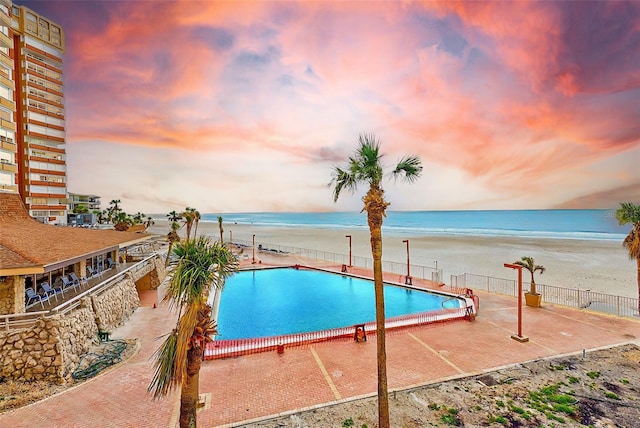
[228, 237, 638, 319]
[1, 254, 158, 331]
[451, 273, 639, 318]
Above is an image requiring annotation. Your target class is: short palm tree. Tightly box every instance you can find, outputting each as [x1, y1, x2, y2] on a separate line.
[217, 216, 224, 243]
[149, 236, 238, 428]
[167, 210, 181, 222]
[329, 133, 422, 428]
[616, 202, 640, 315]
[514, 256, 545, 295]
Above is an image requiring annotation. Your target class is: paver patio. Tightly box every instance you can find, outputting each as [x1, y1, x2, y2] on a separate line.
[1, 257, 639, 428]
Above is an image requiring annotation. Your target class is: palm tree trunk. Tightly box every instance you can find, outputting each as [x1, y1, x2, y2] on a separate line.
[365, 186, 390, 428]
[179, 346, 202, 428]
[166, 242, 174, 267]
[529, 271, 537, 295]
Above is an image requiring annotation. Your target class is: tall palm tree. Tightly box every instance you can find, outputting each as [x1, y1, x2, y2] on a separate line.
[217, 216, 224, 243]
[166, 221, 181, 267]
[616, 202, 640, 315]
[329, 133, 422, 428]
[145, 216, 155, 228]
[514, 256, 545, 295]
[182, 207, 197, 240]
[149, 236, 238, 427]
[192, 209, 201, 238]
[108, 199, 122, 223]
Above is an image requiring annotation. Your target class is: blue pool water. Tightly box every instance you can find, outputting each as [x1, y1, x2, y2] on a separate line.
[215, 268, 461, 340]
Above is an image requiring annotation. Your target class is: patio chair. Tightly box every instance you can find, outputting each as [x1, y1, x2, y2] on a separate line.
[70, 271, 87, 287]
[107, 257, 115, 269]
[60, 276, 76, 292]
[87, 265, 100, 279]
[41, 281, 64, 301]
[25, 287, 48, 309]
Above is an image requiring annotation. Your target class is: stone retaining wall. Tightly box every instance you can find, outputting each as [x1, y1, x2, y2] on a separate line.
[91, 273, 140, 333]
[0, 259, 164, 383]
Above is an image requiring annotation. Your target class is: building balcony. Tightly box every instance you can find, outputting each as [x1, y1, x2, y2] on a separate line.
[0, 31, 11, 50]
[0, 159, 17, 172]
[0, 139, 16, 151]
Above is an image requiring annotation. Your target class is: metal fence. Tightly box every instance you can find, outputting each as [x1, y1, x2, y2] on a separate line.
[231, 238, 443, 284]
[229, 237, 638, 319]
[451, 273, 639, 318]
[205, 306, 469, 360]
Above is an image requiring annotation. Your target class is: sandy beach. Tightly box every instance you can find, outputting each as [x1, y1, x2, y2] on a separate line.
[148, 219, 636, 298]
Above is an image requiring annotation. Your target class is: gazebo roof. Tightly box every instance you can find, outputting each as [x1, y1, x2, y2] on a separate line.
[0, 192, 151, 275]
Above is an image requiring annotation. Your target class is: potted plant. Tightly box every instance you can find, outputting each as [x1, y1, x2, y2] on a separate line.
[514, 256, 545, 307]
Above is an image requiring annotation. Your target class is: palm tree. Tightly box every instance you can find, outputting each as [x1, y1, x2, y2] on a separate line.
[217, 216, 224, 243]
[329, 133, 422, 428]
[113, 211, 132, 231]
[514, 256, 545, 295]
[149, 236, 238, 428]
[167, 210, 181, 222]
[133, 212, 146, 224]
[166, 221, 181, 267]
[193, 209, 201, 238]
[145, 216, 155, 228]
[616, 202, 640, 315]
[182, 207, 199, 240]
[108, 199, 122, 223]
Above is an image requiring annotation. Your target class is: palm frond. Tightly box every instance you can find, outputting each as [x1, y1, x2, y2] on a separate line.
[392, 155, 423, 182]
[148, 330, 179, 399]
[616, 202, 640, 226]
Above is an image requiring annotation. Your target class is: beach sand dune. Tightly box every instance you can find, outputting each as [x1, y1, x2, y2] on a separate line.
[148, 219, 636, 298]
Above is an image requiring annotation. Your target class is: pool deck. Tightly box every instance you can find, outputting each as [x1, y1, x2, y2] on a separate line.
[1, 253, 639, 427]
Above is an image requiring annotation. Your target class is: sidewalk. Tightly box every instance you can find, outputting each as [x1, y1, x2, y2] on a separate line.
[1, 259, 639, 427]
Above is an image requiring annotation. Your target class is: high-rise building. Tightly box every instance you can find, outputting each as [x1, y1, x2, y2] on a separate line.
[0, 0, 17, 194]
[9, 3, 67, 224]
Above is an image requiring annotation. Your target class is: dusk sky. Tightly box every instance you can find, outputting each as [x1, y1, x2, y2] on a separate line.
[18, 1, 640, 214]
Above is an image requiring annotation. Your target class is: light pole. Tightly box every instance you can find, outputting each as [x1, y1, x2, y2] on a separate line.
[345, 235, 352, 267]
[229, 230, 232, 244]
[402, 239, 412, 285]
[504, 263, 529, 342]
[252, 234, 256, 264]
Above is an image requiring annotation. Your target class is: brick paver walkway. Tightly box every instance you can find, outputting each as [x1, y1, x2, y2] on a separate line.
[2, 256, 639, 428]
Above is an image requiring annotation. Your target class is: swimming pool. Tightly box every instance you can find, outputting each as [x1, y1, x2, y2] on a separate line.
[213, 267, 465, 340]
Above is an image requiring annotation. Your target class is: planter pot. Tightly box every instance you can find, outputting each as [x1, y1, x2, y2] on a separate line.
[524, 292, 542, 307]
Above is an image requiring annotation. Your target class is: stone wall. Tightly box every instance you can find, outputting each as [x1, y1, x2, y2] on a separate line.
[57, 298, 100, 377]
[0, 260, 160, 383]
[91, 273, 140, 332]
[0, 317, 65, 382]
[0, 275, 22, 315]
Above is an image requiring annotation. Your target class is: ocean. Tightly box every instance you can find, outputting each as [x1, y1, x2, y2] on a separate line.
[197, 210, 629, 241]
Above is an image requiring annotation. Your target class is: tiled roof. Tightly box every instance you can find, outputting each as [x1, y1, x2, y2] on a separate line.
[0, 192, 151, 273]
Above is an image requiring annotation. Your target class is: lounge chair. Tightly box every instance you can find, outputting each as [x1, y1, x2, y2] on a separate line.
[25, 287, 48, 309]
[107, 257, 115, 269]
[41, 281, 64, 301]
[60, 276, 76, 292]
[70, 272, 87, 287]
[87, 265, 101, 279]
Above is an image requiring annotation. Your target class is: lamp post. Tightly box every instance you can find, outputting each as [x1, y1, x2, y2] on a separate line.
[345, 235, 352, 267]
[252, 234, 256, 264]
[229, 230, 232, 245]
[402, 239, 412, 285]
[504, 263, 529, 342]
